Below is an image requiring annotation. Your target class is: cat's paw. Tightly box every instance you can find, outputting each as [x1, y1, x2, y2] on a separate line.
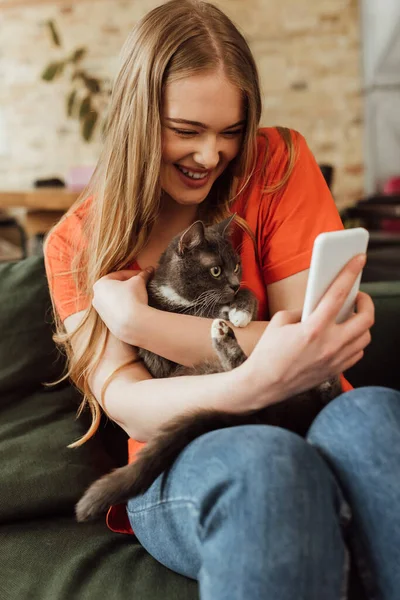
[229, 307, 251, 327]
[219, 305, 230, 320]
[211, 319, 232, 341]
[319, 381, 333, 392]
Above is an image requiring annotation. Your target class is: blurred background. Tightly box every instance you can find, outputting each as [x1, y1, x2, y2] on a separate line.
[0, 0, 399, 281]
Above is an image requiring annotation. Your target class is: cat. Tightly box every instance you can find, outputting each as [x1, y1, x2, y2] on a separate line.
[76, 215, 341, 522]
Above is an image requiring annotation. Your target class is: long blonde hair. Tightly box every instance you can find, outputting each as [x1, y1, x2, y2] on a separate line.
[45, 0, 296, 447]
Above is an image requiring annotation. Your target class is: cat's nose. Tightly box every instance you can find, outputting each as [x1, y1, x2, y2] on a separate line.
[230, 283, 240, 294]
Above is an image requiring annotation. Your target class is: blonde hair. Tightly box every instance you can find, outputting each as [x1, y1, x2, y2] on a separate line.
[45, 0, 297, 447]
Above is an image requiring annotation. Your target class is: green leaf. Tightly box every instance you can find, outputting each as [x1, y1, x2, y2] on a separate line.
[71, 70, 84, 82]
[46, 20, 61, 47]
[56, 61, 66, 77]
[70, 47, 87, 63]
[66, 90, 77, 117]
[82, 111, 98, 142]
[41, 62, 63, 81]
[83, 76, 101, 94]
[79, 96, 92, 119]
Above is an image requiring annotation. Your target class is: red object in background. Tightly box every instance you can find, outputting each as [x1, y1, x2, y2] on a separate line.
[383, 176, 400, 195]
[382, 219, 400, 232]
[381, 177, 400, 232]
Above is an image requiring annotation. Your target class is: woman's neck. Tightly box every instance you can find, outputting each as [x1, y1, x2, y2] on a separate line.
[153, 193, 200, 239]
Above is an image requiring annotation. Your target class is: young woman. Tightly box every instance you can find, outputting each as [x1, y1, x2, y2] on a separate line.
[44, 1, 399, 598]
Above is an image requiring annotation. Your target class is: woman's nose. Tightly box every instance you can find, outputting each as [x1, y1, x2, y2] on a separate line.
[193, 135, 220, 170]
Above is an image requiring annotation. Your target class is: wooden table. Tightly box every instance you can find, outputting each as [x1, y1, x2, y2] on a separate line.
[0, 189, 80, 239]
[0, 189, 79, 211]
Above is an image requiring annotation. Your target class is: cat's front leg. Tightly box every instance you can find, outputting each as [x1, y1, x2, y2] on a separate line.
[228, 288, 258, 327]
[211, 319, 247, 371]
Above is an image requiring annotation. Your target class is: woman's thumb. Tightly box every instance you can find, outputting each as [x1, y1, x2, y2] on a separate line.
[138, 266, 155, 281]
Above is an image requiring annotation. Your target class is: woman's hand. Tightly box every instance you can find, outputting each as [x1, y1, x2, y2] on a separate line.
[239, 254, 374, 410]
[91, 268, 154, 341]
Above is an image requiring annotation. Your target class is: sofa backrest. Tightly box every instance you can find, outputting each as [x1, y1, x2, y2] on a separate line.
[346, 280, 400, 391]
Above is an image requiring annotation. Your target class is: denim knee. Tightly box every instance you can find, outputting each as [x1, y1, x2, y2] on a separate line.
[184, 425, 340, 503]
[306, 386, 400, 483]
[307, 386, 400, 449]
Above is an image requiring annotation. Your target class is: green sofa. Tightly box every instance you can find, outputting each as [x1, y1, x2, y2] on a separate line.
[0, 256, 399, 600]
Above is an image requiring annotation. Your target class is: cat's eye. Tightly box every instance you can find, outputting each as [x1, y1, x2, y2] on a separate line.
[234, 263, 240, 273]
[210, 266, 222, 278]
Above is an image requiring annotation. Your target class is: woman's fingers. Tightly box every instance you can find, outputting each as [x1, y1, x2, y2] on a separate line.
[337, 291, 375, 339]
[355, 290, 375, 324]
[95, 267, 154, 287]
[127, 266, 154, 285]
[306, 254, 366, 329]
[100, 269, 140, 282]
[337, 330, 371, 367]
[341, 350, 365, 373]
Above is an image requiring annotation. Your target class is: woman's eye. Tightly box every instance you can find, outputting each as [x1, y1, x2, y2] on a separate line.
[173, 128, 197, 137]
[223, 129, 243, 137]
[172, 128, 243, 138]
[234, 263, 240, 273]
[210, 266, 222, 278]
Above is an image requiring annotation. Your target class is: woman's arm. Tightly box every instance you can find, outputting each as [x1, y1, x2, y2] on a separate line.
[267, 270, 309, 316]
[65, 255, 373, 443]
[129, 269, 309, 366]
[63, 310, 264, 442]
[90, 269, 309, 368]
[132, 310, 268, 366]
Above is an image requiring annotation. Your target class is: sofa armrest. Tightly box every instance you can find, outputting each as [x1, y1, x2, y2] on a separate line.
[345, 281, 400, 391]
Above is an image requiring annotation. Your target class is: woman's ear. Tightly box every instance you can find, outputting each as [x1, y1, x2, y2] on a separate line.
[178, 221, 206, 255]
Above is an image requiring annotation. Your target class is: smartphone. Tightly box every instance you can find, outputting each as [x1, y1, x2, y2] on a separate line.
[302, 228, 370, 324]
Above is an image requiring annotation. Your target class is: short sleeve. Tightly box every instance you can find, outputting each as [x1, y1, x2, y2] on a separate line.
[44, 206, 91, 322]
[260, 133, 344, 285]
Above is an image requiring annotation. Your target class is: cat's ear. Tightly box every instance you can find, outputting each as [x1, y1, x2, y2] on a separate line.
[178, 220, 206, 255]
[214, 213, 237, 237]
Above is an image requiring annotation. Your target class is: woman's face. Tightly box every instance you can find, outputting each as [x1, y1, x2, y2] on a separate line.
[160, 72, 245, 207]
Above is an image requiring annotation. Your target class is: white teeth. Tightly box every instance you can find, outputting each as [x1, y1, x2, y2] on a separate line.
[176, 165, 208, 180]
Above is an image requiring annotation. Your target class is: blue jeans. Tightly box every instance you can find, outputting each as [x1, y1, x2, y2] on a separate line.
[127, 387, 400, 600]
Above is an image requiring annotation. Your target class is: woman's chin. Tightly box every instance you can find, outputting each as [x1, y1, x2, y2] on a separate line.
[167, 190, 210, 207]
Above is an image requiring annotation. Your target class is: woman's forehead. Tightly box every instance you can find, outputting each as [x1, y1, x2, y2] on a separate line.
[163, 73, 244, 129]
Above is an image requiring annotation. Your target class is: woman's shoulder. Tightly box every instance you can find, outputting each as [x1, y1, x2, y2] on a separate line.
[252, 126, 310, 189]
[45, 195, 93, 252]
[256, 126, 304, 162]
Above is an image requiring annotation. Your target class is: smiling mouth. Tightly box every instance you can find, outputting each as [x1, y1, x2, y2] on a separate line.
[175, 164, 210, 180]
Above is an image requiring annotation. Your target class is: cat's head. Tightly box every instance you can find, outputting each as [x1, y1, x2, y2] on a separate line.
[154, 215, 242, 307]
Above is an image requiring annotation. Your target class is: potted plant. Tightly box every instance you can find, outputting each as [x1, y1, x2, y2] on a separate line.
[41, 20, 111, 142]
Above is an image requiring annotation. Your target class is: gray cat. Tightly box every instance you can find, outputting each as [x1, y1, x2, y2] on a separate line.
[76, 215, 341, 522]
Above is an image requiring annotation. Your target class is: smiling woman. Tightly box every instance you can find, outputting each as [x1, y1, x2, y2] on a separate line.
[40, 1, 391, 599]
[160, 73, 245, 201]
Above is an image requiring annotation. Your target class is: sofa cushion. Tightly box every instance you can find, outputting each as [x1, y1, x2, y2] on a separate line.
[0, 518, 197, 600]
[0, 257, 118, 524]
[0, 256, 64, 400]
[0, 256, 198, 600]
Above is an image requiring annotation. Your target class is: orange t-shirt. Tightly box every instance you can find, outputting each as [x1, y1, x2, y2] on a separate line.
[44, 127, 353, 535]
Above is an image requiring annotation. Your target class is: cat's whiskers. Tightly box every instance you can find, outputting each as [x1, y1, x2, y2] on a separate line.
[194, 289, 216, 306]
[235, 241, 245, 255]
[175, 290, 215, 316]
[195, 291, 224, 318]
[192, 292, 215, 317]
[194, 295, 215, 317]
